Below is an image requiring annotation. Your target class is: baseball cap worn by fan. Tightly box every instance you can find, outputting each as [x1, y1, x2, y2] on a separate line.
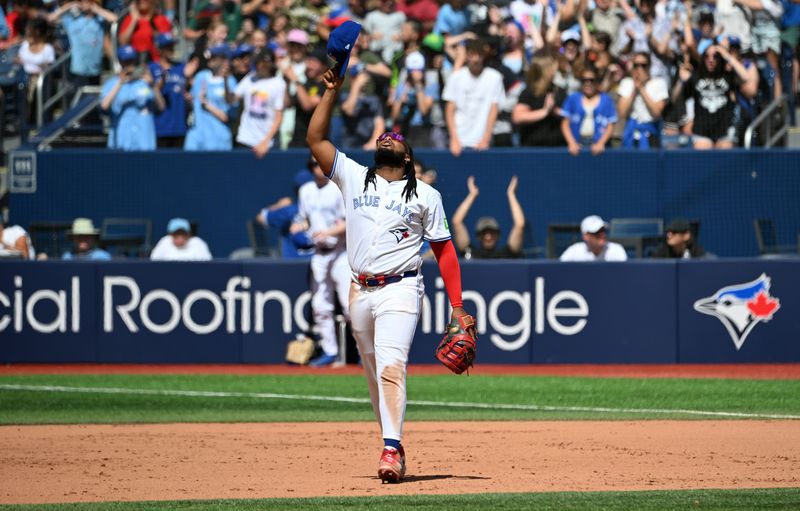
[209, 44, 231, 59]
[117, 45, 138, 62]
[287, 28, 310, 46]
[327, 20, 361, 78]
[156, 32, 176, 48]
[581, 215, 607, 234]
[405, 51, 425, 72]
[167, 218, 191, 235]
[475, 217, 501, 235]
[561, 29, 581, 44]
[666, 218, 691, 233]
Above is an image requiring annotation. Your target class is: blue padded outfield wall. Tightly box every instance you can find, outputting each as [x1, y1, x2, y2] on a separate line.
[1, 260, 797, 364]
[7, 149, 800, 258]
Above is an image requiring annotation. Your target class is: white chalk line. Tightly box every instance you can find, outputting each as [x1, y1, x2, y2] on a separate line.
[0, 384, 798, 420]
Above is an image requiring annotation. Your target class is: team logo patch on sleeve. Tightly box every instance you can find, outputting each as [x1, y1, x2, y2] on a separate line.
[389, 227, 410, 242]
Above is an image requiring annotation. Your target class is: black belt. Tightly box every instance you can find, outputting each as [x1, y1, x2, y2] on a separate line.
[357, 270, 417, 288]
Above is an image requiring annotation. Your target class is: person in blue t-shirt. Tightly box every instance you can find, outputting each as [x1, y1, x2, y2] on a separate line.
[100, 45, 165, 151]
[149, 32, 196, 147]
[49, 0, 119, 88]
[560, 66, 617, 156]
[184, 44, 239, 150]
[61, 218, 112, 261]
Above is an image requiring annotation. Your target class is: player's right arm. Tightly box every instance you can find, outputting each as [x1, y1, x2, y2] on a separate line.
[307, 69, 344, 177]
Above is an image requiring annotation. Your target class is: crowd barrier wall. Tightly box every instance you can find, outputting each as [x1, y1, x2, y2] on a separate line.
[1, 259, 797, 364]
[7, 149, 800, 258]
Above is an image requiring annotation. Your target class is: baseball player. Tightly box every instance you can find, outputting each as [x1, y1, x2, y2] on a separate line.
[307, 66, 472, 483]
[293, 156, 350, 366]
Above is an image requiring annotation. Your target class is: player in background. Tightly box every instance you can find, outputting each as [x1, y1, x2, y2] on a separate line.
[292, 156, 350, 367]
[307, 66, 473, 483]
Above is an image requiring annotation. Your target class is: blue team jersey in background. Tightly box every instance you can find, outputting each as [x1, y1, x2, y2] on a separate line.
[184, 69, 238, 150]
[61, 14, 105, 76]
[150, 61, 189, 137]
[101, 77, 158, 151]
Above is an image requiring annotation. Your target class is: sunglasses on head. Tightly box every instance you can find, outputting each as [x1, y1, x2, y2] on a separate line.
[377, 132, 405, 142]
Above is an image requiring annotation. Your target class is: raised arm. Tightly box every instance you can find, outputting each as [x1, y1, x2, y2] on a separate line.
[306, 68, 342, 177]
[451, 176, 479, 252]
[505, 176, 525, 254]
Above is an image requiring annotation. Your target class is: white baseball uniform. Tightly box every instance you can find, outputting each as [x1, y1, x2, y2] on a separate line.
[330, 150, 451, 441]
[297, 179, 350, 357]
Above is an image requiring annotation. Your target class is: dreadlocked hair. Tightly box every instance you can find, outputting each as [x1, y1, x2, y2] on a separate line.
[363, 143, 419, 202]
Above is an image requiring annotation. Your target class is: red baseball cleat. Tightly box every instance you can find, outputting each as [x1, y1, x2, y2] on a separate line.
[377, 445, 406, 483]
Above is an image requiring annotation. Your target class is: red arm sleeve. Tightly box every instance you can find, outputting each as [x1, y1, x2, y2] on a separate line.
[430, 239, 463, 308]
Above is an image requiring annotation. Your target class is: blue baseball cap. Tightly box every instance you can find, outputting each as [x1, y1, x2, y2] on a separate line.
[326, 20, 361, 78]
[167, 217, 191, 234]
[117, 45, 138, 62]
[295, 168, 315, 187]
[233, 43, 254, 58]
[208, 44, 231, 59]
[156, 32, 176, 48]
[697, 38, 713, 55]
[727, 35, 741, 48]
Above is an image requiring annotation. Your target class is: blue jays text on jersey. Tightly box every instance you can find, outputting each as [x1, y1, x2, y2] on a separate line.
[352, 194, 416, 223]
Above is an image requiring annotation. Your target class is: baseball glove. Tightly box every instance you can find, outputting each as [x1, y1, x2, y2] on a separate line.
[435, 314, 477, 374]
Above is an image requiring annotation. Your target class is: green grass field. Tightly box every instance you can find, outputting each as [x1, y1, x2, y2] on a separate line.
[1, 372, 799, 510]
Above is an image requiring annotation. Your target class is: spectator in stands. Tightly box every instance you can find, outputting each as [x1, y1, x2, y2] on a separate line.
[287, 46, 326, 148]
[18, 17, 54, 110]
[62, 217, 111, 260]
[150, 32, 193, 148]
[560, 215, 627, 261]
[747, 0, 784, 100]
[726, 36, 760, 139]
[615, 0, 657, 60]
[48, 0, 118, 88]
[433, 0, 470, 41]
[184, 0, 259, 44]
[560, 65, 617, 156]
[0, 218, 35, 259]
[650, 218, 706, 259]
[256, 166, 316, 259]
[443, 39, 504, 156]
[676, 41, 743, 149]
[338, 32, 390, 149]
[451, 175, 525, 259]
[100, 45, 165, 151]
[584, 0, 625, 57]
[150, 217, 212, 260]
[397, 0, 439, 35]
[364, 0, 406, 63]
[287, 0, 330, 46]
[250, 27, 267, 52]
[390, 50, 445, 148]
[117, 0, 172, 62]
[278, 28, 311, 148]
[234, 47, 285, 158]
[617, 51, 668, 148]
[231, 43, 254, 81]
[184, 44, 239, 150]
[554, 29, 584, 95]
[513, 55, 567, 147]
[188, 19, 229, 73]
[501, 20, 526, 79]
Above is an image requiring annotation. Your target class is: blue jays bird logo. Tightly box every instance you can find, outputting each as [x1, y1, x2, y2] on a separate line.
[389, 227, 410, 243]
[693, 273, 781, 350]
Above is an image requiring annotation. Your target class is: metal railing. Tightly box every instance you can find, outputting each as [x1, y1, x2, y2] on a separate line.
[744, 94, 789, 149]
[34, 49, 72, 129]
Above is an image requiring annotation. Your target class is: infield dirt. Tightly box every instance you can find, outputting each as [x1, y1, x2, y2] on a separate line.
[2, 420, 799, 504]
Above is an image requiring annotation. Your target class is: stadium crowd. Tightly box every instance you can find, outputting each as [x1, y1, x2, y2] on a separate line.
[1, 0, 798, 152]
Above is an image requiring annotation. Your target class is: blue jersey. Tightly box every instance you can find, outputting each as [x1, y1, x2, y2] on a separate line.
[62, 248, 112, 260]
[561, 92, 618, 144]
[150, 61, 189, 137]
[61, 14, 105, 76]
[263, 204, 314, 259]
[184, 70, 239, 150]
[101, 77, 158, 151]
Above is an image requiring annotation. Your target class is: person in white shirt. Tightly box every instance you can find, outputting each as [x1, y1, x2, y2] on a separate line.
[0, 220, 35, 260]
[235, 48, 286, 158]
[560, 215, 628, 262]
[617, 52, 668, 149]
[442, 39, 505, 156]
[292, 156, 350, 367]
[150, 217, 212, 261]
